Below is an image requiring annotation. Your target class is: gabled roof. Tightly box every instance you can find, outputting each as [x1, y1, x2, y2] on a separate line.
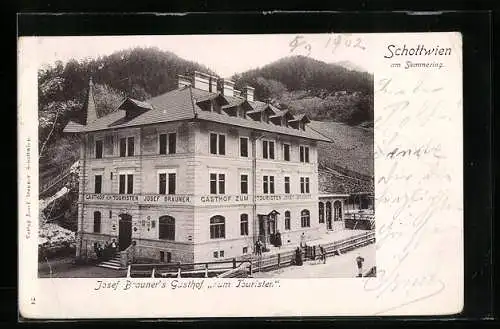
[125, 98, 154, 110]
[289, 113, 311, 123]
[63, 85, 330, 142]
[270, 109, 295, 120]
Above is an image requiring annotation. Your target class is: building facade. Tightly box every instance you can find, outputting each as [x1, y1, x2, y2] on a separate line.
[318, 194, 349, 232]
[64, 72, 331, 264]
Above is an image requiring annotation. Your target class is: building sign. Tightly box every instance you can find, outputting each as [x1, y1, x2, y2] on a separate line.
[142, 194, 192, 205]
[199, 194, 249, 203]
[84, 193, 313, 206]
[256, 194, 313, 202]
[85, 193, 139, 202]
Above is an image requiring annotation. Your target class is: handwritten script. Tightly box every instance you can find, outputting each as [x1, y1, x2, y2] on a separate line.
[366, 70, 461, 315]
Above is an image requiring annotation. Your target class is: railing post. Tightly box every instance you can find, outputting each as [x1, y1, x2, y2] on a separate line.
[177, 267, 181, 278]
[126, 265, 131, 278]
[205, 263, 209, 278]
[277, 253, 281, 269]
[151, 267, 156, 278]
[232, 258, 236, 269]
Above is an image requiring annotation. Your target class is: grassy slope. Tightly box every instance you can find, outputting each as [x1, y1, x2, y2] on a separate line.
[310, 120, 374, 177]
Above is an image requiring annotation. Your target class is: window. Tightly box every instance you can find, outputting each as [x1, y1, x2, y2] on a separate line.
[301, 209, 311, 227]
[263, 175, 275, 194]
[119, 137, 135, 157]
[210, 174, 217, 194]
[210, 173, 225, 194]
[93, 211, 101, 233]
[300, 177, 310, 194]
[262, 140, 275, 159]
[94, 175, 102, 193]
[159, 133, 177, 155]
[283, 143, 290, 161]
[119, 174, 134, 194]
[210, 215, 225, 239]
[240, 137, 248, 157]
[284, 176, 290, 194]
[109, 210, 112, 219]
[95, 140, 103, 159]
[159, 172, 176, 195]
[300, 146, 310, 163]
[319, 202, 325, 223]
[159, 215, 175, 240]
[213, 250, 224, 258]
[127, 137, 135, 156]
[285, 211, 291, 230]
[240, 214, 249, 236]
[210, 133, 225, 155]
[240, 174, 248, 194]
[119, 138, 126, 157]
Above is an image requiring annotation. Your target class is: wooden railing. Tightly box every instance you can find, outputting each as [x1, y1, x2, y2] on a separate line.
[127, 258, 249, 278]
[239, 231, 375, 274]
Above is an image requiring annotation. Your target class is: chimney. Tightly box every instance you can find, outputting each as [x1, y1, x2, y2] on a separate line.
[233, 89, 243, 98]
[209, 75, 218, 93]
[243, 86, 255, 102]
[222, 79, 235, 96]
[193, 71, 210, 91]
[178, 75, 192, 88]
[85, 77, 98, 125]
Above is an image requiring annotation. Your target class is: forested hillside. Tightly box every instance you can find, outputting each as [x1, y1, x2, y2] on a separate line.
[231, 55, 374, 126]
[38, 47, 216, 173]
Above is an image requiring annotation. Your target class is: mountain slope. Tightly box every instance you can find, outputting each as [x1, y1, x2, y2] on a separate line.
[231, 55, 373, 125]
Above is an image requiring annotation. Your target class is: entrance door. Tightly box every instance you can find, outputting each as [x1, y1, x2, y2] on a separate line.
[268, 214, 277, 236]
[118, 214, 132, 251]
[258, 215, 266, 242]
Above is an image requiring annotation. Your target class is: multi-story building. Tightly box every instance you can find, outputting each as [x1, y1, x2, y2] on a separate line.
[64, 71, 331, 264]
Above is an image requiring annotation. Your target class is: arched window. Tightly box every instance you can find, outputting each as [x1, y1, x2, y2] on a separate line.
[301, 209, 310, 228]
[284, 211, 291, 230]
[159, 216, 175, 240]
[319, 202, 325, 223]
[93, 211, 101, 233]
[334, 201, 342, 221]
[240, 214, 249, 236]
[210, 215, 225, 239]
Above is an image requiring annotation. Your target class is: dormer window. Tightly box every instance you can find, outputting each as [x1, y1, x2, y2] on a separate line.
[262, 112, 269, 123]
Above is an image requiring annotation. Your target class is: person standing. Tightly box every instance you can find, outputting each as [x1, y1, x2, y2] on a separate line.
[300, 232, 306, 248]
[319, 245, 326, 264]
[355, 254, 365, 277]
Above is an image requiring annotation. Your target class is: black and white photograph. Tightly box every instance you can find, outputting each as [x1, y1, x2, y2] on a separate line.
[19, 28, 464, 318]
[36, 34, 375, 280]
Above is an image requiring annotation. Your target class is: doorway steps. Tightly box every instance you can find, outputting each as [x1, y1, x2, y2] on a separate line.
[97, 253, 124, 270]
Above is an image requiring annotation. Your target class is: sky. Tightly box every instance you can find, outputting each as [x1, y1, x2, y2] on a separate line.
[32, 34, 374, 77]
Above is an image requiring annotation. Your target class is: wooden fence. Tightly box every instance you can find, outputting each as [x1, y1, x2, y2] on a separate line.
[127, 258, 250, 278]
[126, 231, 375, 278]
